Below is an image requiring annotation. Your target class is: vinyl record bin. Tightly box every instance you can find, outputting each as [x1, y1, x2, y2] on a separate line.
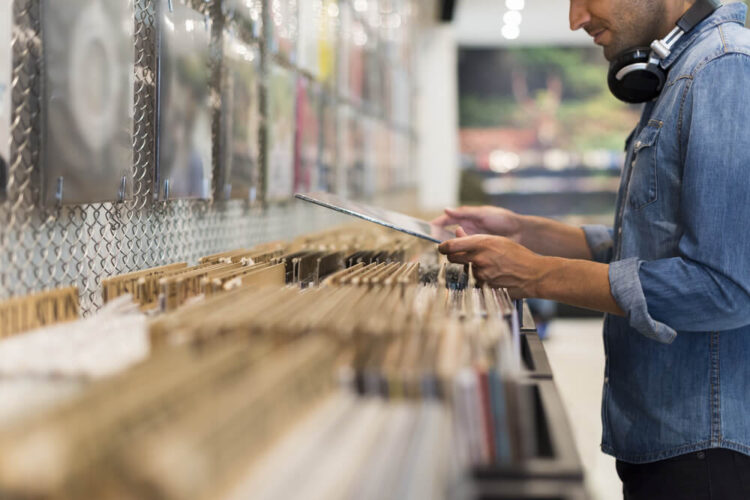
[471, 306, 589, 500]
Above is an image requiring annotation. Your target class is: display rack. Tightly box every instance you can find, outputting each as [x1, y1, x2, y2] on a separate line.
[470, 312, 589, 500]
[1, 0, 418, 314]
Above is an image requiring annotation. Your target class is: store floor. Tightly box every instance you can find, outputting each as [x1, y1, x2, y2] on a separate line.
[543, 318, 621, 500]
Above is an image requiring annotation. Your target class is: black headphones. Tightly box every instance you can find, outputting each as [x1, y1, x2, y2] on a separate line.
[607, 0, 723, 103]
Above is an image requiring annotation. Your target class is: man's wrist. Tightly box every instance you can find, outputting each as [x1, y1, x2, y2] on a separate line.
[524, 254, 558, 298]
[514, 214, 535, 246]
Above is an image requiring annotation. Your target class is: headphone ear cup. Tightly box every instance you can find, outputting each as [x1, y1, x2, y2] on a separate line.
[607, 48, 666, 104]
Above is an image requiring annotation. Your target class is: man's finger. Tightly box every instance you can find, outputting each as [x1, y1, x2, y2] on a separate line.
[444, 206, 483, 220]
[430, 213, 457, 227]
[456, 226, 468, 238]
[438, 236, 482, 255]
[446, 251, 474, 265]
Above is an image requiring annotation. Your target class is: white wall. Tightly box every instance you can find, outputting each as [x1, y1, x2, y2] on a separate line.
[415, 23, 460, 211]
[454, 0, 590, 47]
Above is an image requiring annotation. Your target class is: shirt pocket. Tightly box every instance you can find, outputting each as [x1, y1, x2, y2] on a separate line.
[627, 120, 662, 210]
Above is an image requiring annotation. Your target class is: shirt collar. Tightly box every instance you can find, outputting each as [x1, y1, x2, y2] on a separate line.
[661, 2, 748, 69]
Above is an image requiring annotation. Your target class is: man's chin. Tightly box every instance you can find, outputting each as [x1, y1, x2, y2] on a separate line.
[603, 46, 618, 62]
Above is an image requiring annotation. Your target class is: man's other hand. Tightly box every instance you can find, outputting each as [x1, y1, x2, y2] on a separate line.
[431, 205, 523, 242]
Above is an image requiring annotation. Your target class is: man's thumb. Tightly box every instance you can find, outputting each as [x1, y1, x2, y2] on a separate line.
[455, 226, 468, 238]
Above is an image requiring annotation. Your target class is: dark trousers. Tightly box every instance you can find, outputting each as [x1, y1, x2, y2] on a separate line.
[616, 448, 750, 500]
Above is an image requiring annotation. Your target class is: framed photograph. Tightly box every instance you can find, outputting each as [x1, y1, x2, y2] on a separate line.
[0, 0, 10, 197]
[266, 63, 296, 202]
[155, 0, 212, 201]
[40, 0, 135, 205]
[293, 77, 321, 194]
[218, 33, 261, 201]
[267, 0, 298, 62]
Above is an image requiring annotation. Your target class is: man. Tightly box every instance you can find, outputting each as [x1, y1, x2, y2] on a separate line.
[435, 1, 750, 498]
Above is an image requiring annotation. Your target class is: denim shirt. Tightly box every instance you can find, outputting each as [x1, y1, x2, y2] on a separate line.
[581, 3, 750, 463]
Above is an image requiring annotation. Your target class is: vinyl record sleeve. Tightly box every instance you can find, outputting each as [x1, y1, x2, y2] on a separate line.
[347, 18, 366, 104]
[375, 121, 391, 193]
[337, 2, 364, 103]
[293, 77, 320, 194]
[336, 103, 364, 198]
[267, 0, 298, 62]
[296, 0, 321, 78]
[218, 33, 260, 201]
[222, 0, 262, 40]
[294, 191, 455, 243]
[360, 116, 376, 198]
[319, 92, 337, 193]
[0, 0, 10, 198]
[155, 0, 212, 200]
[266, 64, 296, 202]
[40, 0, 135, 205]
[317, 0, 338, 85]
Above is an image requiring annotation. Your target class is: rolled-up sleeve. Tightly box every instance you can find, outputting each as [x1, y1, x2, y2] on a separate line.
[610, 54, 750, 342]
[609, 258, 677, 343]
[581, 224, 614, 263]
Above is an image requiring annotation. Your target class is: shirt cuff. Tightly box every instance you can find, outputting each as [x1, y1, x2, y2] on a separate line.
[581, 225, 614, 263]
[609, 258, 678, 344]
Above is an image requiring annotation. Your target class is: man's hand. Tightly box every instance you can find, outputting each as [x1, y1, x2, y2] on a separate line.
[431, 206, 523, 242]
[434, 205, 595, 260]
[438, 227, 625, 315]
[438, 227, 545, 298]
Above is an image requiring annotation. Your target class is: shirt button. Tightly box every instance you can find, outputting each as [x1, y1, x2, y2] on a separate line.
[604, 376, 609, 384]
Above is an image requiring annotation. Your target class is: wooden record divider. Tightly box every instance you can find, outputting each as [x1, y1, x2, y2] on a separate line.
[0, 286, 80, 339]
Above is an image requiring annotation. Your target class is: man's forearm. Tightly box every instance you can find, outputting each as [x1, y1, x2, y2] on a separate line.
[530, 257, 624, 316]
[518, 216, 594, 260]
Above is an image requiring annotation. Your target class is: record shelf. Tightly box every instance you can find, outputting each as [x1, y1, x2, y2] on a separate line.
[468, 316, 590, 500]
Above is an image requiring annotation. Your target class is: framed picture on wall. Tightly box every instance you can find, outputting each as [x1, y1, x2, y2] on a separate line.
[40, 0, 135, 206]
[222, 0, 263, 40]
[155, 0, 212, 201]
[267, 0, 298, 63]
[293, 77, 321, 194]
[218, 33, 261, 201]
[266, 63, 296, 202]
[0, 0, 11, 199]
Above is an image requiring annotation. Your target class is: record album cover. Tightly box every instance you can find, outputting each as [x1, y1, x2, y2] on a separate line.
[222, 0, 262, 40]
[156, 0, 212, 200]
[337, 104, 364, 199]
[293, 77, 320, 194]
[296, 0, 337, 83]
[319, 92, 337, 193]
[338, 3, 365, 104]
[218, 33, 260, 201]
[268, 0, 298, 62]
[296, 0, 321, 78]
[41, 0, 135, 205]
[266, 64, 296, 202]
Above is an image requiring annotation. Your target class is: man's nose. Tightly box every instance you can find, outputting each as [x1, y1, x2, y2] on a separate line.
[569, 0, 591, 31]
